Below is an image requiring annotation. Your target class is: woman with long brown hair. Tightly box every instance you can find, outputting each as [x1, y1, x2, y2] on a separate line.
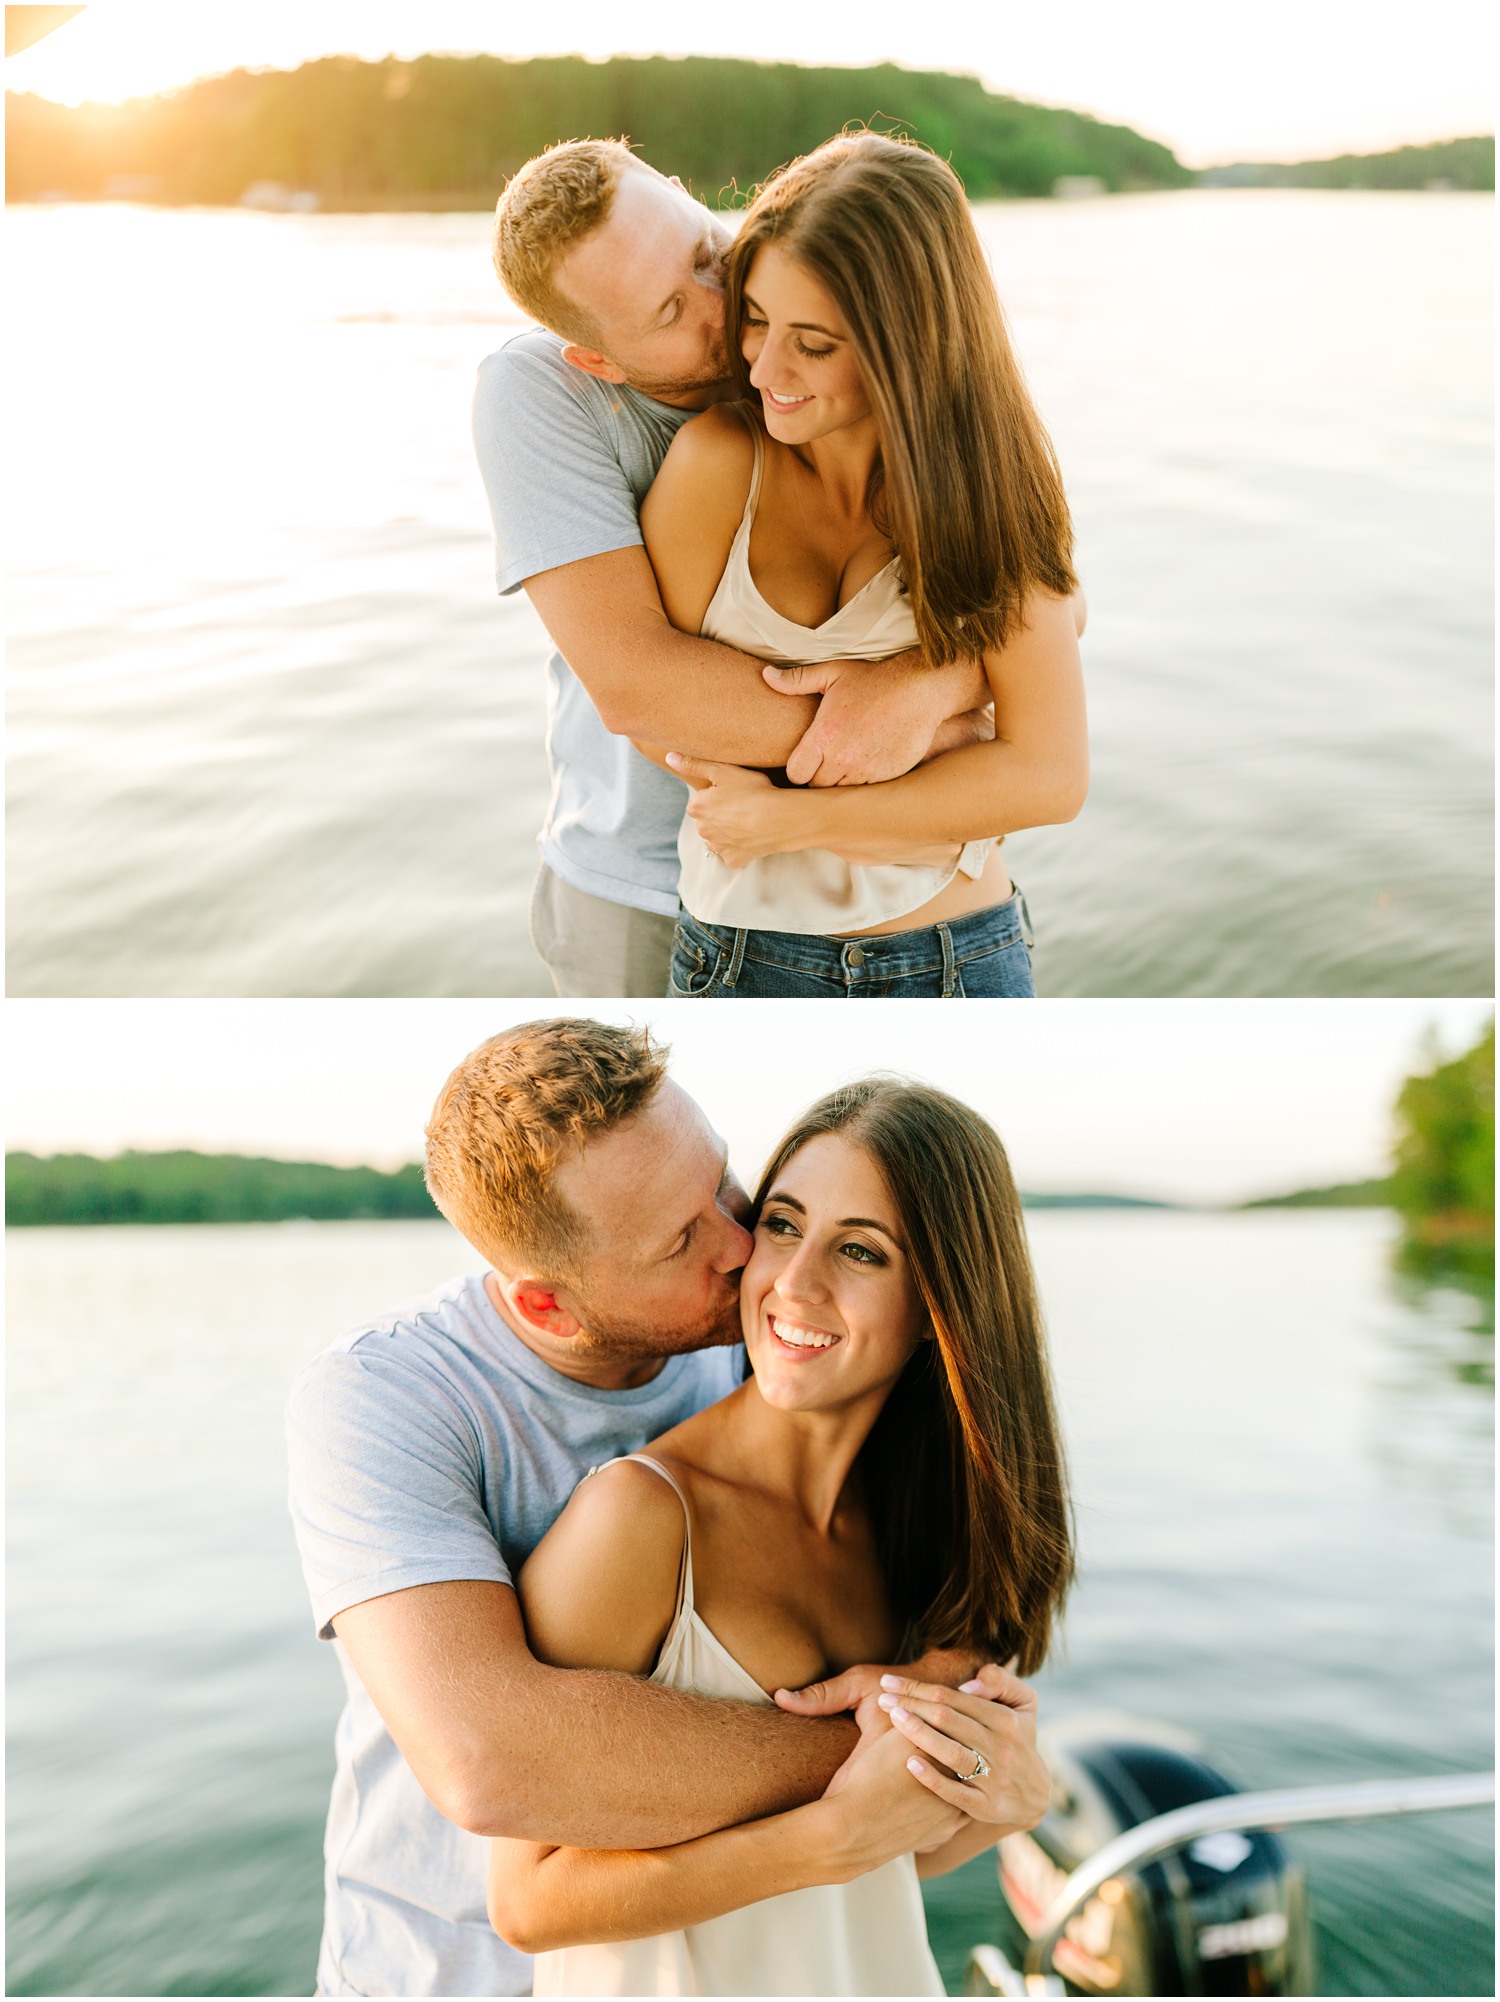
[641, 132, 1088, 999]
[487, 1078, 1073, 1994]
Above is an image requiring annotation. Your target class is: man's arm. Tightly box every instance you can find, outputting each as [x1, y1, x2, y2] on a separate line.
[488, 1726, 963, 1953]
[523, 546, 984, 782]
[332, 1579, 856, 1848]
[668, 592, 1087, 866]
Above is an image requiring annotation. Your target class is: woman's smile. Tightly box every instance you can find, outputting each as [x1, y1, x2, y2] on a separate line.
[767, 1309, 841, 1353]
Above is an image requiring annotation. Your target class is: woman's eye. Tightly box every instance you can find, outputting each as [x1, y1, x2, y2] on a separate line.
[840, 1241, 882, 1265]
[761, 1214, 798, 1237]
[796, 341, 833, 360]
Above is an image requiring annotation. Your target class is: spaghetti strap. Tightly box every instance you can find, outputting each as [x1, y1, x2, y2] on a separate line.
[592, 1453, 694, 1622]
[721, 404, 765, 551]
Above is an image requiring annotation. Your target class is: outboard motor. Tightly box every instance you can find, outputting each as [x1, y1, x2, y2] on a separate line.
[994, 1716, 1314, 1996]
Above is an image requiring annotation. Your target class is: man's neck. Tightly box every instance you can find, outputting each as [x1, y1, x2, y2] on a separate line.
[481, 1271, 668, 1392]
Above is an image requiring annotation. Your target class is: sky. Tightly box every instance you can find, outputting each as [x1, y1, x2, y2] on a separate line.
[4, 999, 1491, 1206]
[5, 0, 1495, 166]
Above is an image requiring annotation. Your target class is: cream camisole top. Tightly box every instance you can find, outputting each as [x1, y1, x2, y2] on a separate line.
[531, 1455, 945, 1999]
[676, 420, 993, 935]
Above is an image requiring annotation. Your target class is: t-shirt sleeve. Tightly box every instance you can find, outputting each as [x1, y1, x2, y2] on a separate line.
[286, 1347, 511, 1639]
[472, 343, 646, 596]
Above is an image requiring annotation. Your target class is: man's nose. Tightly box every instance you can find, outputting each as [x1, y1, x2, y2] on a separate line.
[698, 283, 726, 340]
[713, 1214, 754, 1272]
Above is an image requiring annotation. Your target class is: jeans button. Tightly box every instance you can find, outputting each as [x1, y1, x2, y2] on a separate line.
[846, 945, 866, 968]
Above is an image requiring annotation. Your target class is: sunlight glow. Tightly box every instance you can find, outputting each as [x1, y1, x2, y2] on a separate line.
[5, 0, 1495, 165]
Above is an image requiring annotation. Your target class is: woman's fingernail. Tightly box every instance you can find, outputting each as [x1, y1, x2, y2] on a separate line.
[960, 1680, 984, 1694]
[880, 1674, 902, 1691]
[877, 1693, 898, 1711]
[908, 1758, 925, 1775]
[665, 752, 682, 768]
[892, 1706, 910, 1723]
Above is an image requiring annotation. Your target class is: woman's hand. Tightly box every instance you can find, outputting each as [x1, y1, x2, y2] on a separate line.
[665, 752, 811, 868]
[875, 1662, 1050, 1832]
[813, 1719, 968, 1877]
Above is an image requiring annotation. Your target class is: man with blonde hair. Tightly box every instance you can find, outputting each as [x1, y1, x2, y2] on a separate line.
[474, 141, 992, 997]
[287, 1016, 1047, 1996]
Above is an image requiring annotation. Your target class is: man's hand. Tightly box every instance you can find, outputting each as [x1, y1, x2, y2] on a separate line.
[775, 1650, 978, 1796]
[766, 651, 989, 788]
[776, 1658, 1049, 1835]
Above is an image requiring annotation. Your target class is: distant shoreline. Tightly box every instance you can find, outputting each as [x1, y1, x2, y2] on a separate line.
[7, 183, 1492, 217]
[6, 1147, 1401, 1227]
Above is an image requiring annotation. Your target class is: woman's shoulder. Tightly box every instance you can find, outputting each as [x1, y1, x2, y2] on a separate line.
[537, 1456, 689, 1572]
[641, 403, 760, 625]
[519, 1458, 688, 1672]
[654, 399, 759, 502]
[671, 397, 760, 456]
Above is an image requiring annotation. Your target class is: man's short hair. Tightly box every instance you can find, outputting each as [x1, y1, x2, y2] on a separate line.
[491, 137, 642, 348]
[424, 1017, 669, 1278]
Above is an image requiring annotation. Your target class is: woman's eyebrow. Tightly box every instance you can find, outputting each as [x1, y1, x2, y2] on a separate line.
[763, 1190, 900, 1242]
[741, 292, 841, 338]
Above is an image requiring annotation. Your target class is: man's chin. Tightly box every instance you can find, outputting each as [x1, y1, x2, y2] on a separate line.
[696, 1305, 747, 1350]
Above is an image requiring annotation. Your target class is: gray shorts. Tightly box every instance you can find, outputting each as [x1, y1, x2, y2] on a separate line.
[528, 862, 677, 998]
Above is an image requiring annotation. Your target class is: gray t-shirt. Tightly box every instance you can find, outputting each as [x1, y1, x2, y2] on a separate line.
[472, 330, 696, 917]
[286, 1271, 744, 1997]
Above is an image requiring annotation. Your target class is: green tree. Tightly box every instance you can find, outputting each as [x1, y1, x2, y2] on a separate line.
[1392, 1021, 1495, 1228]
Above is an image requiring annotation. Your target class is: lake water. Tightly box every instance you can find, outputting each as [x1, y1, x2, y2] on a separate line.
[5, 191, 1493, 997]
[6, 1211, 1492, 1996]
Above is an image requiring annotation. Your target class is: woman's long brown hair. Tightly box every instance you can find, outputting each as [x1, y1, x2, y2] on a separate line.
[753, 1079, 1073, 1675]
[726, 131, 1078, 664]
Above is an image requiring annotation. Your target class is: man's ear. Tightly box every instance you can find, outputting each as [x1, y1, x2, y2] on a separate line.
[561, 343, 628, 385]
[510, 1279, 585, 1340]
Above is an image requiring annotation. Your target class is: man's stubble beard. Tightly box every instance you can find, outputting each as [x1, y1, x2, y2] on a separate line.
[567, 1286, 743, 1364]
[621, 336, 733, 405]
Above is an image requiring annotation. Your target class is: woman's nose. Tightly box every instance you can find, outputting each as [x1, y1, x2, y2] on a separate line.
[747, 331, 784, 387]
[776, 1240, 826, 1301]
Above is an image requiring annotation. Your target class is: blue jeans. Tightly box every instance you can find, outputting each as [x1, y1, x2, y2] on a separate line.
[667, 892, 1036, 999]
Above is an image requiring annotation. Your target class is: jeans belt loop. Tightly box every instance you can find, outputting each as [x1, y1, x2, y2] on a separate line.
[724, 927, 748, 988]
[1014, 885, 1036, 951]
[938, 921, 957, 998]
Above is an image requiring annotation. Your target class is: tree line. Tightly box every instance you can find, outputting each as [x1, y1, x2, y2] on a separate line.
[7, 1024, 1491, 1239]
[5, 52, 1192, 207]
[1202, 135, 1492, 192]
[4, 1149, 438, 1227]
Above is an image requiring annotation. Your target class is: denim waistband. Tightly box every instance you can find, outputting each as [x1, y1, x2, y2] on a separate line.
[679, 890, 1033, 988]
